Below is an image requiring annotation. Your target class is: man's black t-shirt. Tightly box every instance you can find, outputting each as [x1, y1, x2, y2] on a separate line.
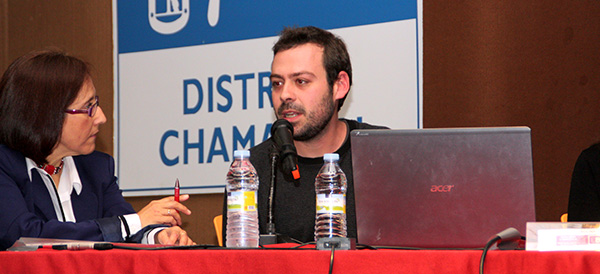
[223, 119, 387, 243]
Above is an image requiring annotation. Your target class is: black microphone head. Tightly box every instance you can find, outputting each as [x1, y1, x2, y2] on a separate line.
[492, 227, 522, 250]
[496, 227, 521, 242]
[271, 119, 294, 135]
[270, 119, 300, 180]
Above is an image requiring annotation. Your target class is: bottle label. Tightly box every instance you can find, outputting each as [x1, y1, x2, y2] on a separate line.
[227, 191, 257, 212]
[316, 194, 346, 214]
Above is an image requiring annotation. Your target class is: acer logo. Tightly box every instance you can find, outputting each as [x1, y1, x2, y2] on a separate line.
[430, 185, 455, 192]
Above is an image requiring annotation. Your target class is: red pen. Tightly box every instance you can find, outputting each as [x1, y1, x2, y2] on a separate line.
[174, 179, 180, 213]
[174, 178, 180, 203]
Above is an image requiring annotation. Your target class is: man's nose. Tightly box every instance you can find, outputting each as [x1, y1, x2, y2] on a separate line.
[279, 82, 296, 102]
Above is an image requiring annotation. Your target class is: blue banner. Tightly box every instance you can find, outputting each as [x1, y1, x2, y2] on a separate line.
[117, 0, 418, 53]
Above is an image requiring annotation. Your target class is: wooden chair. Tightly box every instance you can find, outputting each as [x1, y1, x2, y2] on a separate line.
[213, 215, 223, 246]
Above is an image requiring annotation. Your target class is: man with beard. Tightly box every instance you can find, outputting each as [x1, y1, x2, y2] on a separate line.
[223, 26, 387, 244]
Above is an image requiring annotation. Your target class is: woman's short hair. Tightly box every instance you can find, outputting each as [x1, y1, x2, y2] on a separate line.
[0, 50, 91, 165]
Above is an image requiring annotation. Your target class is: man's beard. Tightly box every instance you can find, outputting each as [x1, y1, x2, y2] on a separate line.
[276, 91, 336, 142]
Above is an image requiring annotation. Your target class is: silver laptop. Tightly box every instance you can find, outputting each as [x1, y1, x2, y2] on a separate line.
[351, 127, 536, 248]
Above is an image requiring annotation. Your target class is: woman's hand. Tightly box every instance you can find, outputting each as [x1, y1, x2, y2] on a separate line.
[156, 226, 196, 246]
[137, 195, 192, 227]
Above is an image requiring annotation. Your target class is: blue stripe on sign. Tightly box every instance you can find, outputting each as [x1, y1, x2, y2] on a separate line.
[117, 0, 418, 53]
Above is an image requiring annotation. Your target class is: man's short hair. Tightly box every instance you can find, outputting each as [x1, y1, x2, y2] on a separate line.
[273, 26, 352, 111]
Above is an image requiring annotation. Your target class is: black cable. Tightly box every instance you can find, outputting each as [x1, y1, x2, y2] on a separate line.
[479, 236, 500, 274]
[49, 241, 498, 253]
[290, 241, 315, 249]
[267, 149, 278, 234]
[359, 245, 483, 250]
[112, 244, 220, 250]
[328, 244, 336, 274]
[355, 244, 377, 250]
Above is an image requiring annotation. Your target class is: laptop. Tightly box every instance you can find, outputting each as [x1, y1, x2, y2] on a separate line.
[351, 127, 536, 248]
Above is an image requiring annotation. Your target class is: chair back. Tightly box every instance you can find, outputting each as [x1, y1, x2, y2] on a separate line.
[213, 215, 223, 246]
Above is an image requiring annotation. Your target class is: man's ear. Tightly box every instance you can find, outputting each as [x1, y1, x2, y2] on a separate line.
[332, 71, 350, 100]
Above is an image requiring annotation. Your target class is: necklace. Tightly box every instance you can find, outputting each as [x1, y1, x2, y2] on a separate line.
[40, 160, 64, 175]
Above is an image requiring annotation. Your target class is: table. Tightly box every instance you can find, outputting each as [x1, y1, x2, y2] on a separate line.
[1, 244, 600, 274]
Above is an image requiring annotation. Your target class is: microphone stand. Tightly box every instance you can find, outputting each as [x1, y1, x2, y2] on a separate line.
[259, 147, 278, 246]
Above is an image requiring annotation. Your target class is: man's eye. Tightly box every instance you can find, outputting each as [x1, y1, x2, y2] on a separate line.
[296, 79, 308, 85]
[271, 81, 282, 88]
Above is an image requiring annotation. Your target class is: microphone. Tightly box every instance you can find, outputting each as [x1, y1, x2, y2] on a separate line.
[52, 242, 114, 250]
[494, 227, 521, 243]
[270, 119, 300, 180]
[479, 227, 522, 274]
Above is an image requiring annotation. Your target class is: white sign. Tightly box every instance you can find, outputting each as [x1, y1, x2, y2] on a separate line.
[114, 1, 423, 196]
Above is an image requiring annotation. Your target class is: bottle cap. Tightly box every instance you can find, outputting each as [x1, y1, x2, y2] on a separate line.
[323, 153, 339, 161]
[234, 150, 250, 158]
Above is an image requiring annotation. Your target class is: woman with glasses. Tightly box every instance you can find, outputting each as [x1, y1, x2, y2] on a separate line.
[0, 50, 194, 250]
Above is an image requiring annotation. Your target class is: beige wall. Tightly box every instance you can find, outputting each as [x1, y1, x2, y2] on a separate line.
[1, 1, 599, 244]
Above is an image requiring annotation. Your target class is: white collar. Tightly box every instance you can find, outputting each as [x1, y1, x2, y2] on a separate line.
[26, 156, 82, 195]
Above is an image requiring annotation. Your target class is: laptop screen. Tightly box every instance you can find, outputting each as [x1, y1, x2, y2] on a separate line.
[351, 127, 536, 248]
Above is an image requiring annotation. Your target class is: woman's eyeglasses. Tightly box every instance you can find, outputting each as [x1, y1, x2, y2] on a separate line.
[64, 96, 99, 117]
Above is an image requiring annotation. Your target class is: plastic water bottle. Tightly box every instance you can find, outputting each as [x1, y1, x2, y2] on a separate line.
[226, 150, 260, 248]
[314, 153, 348, 240]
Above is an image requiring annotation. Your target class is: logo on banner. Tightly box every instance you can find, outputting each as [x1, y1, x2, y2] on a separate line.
[148, 0, 190, 34]
[148, 0, 221, 34]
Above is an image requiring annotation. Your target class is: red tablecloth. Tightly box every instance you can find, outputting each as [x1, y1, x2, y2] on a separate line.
[2, 245, 600, 274]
